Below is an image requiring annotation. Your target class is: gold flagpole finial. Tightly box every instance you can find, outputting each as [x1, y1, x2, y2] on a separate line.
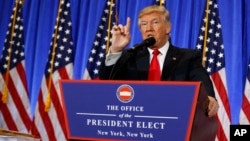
[21, 0, 25, 5]
[45, 94, 51, 111]
[1, 85, 8, 103]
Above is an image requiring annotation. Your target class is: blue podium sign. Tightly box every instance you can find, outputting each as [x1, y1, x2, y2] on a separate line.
[59, 80, 201, 141]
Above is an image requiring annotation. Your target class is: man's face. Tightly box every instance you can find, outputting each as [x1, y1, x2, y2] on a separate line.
[139, 12, 171, 48]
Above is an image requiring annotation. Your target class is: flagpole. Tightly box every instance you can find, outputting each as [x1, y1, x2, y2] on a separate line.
[160, 0, 163, 6]
[45, 0, 63, 111]
[106, 0, 115, 52]
[202, 0, 210, 66]
[1, 0, 20, 104]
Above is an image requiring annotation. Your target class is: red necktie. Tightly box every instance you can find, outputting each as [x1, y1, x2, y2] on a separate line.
[148, 49, 161, 80]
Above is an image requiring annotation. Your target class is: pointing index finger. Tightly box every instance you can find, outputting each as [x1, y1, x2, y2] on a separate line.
[125, 17, 131, 34]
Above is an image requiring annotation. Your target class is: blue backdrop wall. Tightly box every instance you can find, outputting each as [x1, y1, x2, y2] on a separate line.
[0, 0, 249, 124]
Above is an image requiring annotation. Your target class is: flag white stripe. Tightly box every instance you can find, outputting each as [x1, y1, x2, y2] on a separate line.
[239, 110, 249, 124]
[83, 68, 91, 80]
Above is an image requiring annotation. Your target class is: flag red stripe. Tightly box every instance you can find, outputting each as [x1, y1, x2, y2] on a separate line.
[0, 92, 18, 131]
[58, 66, 70, 79]
[16, 62, 29, 94]
[211, 72, 231, 120]
[30, 120, 40, 138]
[242, 95, 250, 121]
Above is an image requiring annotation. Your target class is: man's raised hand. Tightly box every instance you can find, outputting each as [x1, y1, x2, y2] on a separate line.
[110, 17, 131, 53]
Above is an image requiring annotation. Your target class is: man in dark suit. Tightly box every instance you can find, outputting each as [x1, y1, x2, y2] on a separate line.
[99, 5, 219, 117]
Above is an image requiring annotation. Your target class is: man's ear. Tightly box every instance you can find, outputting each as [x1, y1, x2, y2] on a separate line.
[166, 22, 171, 34]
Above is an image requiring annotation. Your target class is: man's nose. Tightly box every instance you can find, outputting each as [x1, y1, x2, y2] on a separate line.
[145, 23, 153, 31]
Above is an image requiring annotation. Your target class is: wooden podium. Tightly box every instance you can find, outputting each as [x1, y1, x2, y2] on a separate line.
[60, 80, 218, 141]
[190, 84, 218, 141]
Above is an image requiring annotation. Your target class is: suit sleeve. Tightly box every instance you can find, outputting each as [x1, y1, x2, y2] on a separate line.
[189, 51, 216, 98]
[99, 51, 130, 80]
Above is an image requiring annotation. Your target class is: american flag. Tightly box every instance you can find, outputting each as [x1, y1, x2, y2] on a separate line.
[195, 0, 231, 140]
[239, 63, 250, 124]
[31, 0, 74, 140]
[0, 0, 32, 133]
[83, 0, 117, 80]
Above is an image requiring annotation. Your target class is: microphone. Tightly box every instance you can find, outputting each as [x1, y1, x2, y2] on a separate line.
[109, 37, 156, 79]
[132, 36, 156, 50]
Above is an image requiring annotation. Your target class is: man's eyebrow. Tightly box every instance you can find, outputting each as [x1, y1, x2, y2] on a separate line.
[141, 18, 159, 22]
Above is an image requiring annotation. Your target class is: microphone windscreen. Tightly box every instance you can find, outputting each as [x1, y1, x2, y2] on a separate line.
[144, 36, 156, 47]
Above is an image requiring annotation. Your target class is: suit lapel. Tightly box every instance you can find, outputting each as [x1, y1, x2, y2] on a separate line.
[136, 48, 150, 79]
[162, 45, 183, 80]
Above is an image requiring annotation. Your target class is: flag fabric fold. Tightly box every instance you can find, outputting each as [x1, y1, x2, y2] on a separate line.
[0, 0, 32, 134]
[31, 0, 74, 140]
[195, 0, 231, 140]
[240, 63, 250, 124]
[83, 0, 116, 80]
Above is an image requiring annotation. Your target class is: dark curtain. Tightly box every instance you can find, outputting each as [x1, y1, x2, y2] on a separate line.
[0, 0, 249, 124]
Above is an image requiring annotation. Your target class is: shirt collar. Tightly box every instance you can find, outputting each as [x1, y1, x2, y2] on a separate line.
[148, 41, 170, 56]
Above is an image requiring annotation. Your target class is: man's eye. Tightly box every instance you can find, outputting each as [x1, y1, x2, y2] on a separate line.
[141, 22, 147, 26]
[153, 21, 159, 24]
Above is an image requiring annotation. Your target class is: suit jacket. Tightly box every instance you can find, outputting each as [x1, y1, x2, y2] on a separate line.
[99, 44, 215, 97]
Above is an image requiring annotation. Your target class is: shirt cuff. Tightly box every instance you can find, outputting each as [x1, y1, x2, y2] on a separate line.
[105, 51, 122, 66]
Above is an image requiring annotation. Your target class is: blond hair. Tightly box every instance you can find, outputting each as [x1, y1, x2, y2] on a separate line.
[138, 5, 170, 26]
